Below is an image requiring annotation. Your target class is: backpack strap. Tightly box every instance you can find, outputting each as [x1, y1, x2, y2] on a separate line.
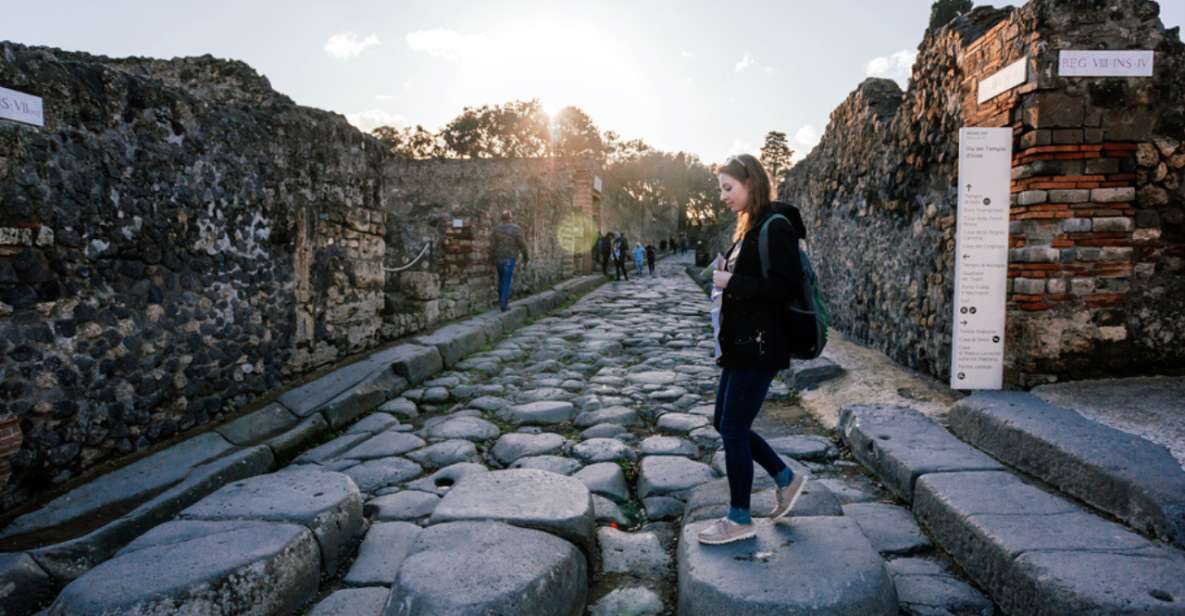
[757, 214, 790, 279]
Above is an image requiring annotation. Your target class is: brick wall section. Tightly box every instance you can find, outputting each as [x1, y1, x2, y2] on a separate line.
[782, 0, 1184, 386]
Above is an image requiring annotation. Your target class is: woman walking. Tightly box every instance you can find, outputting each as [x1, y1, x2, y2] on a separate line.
[698, 153, 807, 545]
[633, 241, 646, 276]
[612, 233, 630, 281]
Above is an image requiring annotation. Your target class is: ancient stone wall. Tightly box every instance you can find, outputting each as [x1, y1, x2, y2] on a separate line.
[781, 0, 1185, 386]
[0, 42, 610, 512]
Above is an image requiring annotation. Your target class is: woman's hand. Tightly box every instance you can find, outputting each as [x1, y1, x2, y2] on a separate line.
[713, 271, 732, 289]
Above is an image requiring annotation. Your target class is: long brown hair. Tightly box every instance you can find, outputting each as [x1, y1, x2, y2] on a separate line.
[719, 153, 773, 241]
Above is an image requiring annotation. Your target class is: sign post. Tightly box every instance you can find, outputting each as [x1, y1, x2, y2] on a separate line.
[951, 127, 1012, 389]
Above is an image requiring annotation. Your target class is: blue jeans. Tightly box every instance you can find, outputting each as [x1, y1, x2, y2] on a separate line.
[496, 258, 516, 311]
[714, 366, 789, 511]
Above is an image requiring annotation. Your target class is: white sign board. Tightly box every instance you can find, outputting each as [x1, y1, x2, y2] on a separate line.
[0, 86, 44, 127]
[1058, 50, 1154, 77]
[452, 218, 464, 228]
[977, 58, 1027, 104]
[951, 127, 1012, 389]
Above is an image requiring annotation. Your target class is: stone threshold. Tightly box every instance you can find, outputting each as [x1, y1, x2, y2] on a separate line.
[0, 273, 606, 614]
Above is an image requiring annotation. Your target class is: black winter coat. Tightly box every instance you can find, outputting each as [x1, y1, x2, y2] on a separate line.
[717, 202, 806, 371]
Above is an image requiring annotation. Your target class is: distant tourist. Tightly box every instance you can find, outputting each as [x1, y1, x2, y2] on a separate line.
[489, 209, 529, 312]
[600, 232, 614, 277]
[612, 233, 630, 281]
[646, 243, 656, 276]
[698, 153, 806, 546]
[633, 241, 645, 275]
[660, 239, 667, 252]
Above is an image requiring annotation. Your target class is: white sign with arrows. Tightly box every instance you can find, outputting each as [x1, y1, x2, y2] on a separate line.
[951, 127, 1012, 389]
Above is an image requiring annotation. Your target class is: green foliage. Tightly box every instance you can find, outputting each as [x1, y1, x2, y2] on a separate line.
[551, 106, 606, 159]
[439, 99, 551, 159]
[928, 0, 973, 31]
[759, 131, 795, 185]
[373, 124, 447, 159]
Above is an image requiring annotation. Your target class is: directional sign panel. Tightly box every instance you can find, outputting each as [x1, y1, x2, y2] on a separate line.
[951, 127, 1012, 389]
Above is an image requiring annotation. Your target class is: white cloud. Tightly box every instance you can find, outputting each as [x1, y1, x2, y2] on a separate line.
[762, 66, 775, 74]
[324, 32, 381, 59]
[794, 124, 820, 148]
[865, 49, 917, 87]
[405, 28, 491, 59]
[346, 109, 408, 132]
[734, 53, 756, 72]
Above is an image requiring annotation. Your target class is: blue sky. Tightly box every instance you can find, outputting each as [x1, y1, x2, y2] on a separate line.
[3, 1, 1183, 164]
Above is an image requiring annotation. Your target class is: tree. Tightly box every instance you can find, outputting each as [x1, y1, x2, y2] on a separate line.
[551, 106, 606, 159]
[438, 99, 551, 158]
[759, 131, 795, 184]
[372, 125, 446, 159]
[928, 0, 973, 32]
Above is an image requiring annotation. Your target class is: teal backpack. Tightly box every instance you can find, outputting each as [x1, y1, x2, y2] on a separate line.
[757, 213, 829, 359]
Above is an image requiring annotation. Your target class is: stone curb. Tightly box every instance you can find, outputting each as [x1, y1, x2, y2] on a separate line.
[950, 391, 1185, 549]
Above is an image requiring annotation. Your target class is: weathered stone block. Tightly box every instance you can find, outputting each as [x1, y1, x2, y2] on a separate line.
[1091, 187, 1135, 203]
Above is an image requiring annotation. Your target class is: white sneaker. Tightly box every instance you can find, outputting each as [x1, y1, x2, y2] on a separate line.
[696, 517, 757, 545]
[769, 474, 807, 520]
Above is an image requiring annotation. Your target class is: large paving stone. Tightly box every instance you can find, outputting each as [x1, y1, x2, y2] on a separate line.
[429, 469, 596, 558]
[491, 432, 565, 465]
[344, 522, 422, 586]
[345, 412, 401, 435]
[816, 476, 883, 505]
[266, 413, 330, 461]
[308, 587, 389, 616]
[425, 416, 501, 441]
[598, 527, 670, 577]
[842, 502, 932, 555]
[340, 431, 426, 460]
[180, 468, 363, 575]
[639, 435, 699, 457]
[637, 456, 716, 499]
[279, 358, 386, 417]
[627, 371, 677, 385]
[678, 516, 898, 616]
[27, 445, 274, 582]
[319, 367, 409, 429]
[587, 586, 664, 616]
[366, 490, 442, 521]
[767, 434, 839, 461]
[216, 403, 300, 446]
[838, 404, 1003, 502]
[406, 439, 478, 469]
[573, 405, 640, 428]
[572, 462, 629, 501]
[49, 520, 319, 616]
[379, 397, 419, 419]
[788, 356, 845, 390]
[467, 395, 510, 412]
[403, 462, 489, 496]
[709, 451, 810, 481]
[385, 521, 587, 616]
[414, 323, 487, 368]
[369, 343, 445, 386]
[914, 470, 1185, 615]
[950, 390, 1185, 549]
[887, 557, 993, 616]
[683, 476, 843, 523]
[0, 432, 234, 541]
[0, 553, 53, 616]
[500, 401, 578, 425]
[343, 457, 424, 493]
[294, 431, 372, 465]
[510, 455, 583, 475]
[656, 412, 709, 434]
[571, 437, 634, 463]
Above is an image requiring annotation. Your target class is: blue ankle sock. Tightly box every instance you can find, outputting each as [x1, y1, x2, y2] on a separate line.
[727, 507, 752, 525]
[774, 467, 793, 489]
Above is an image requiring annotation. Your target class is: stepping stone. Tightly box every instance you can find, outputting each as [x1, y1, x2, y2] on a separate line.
[344, 458, 425, 493]
[492, 432, 565, 465]
[345, 413, 401, 435]
[598, 527, 670, 577]
[501, 401, 578, 425]
[789, 356, 844, 391]
[379, 397, 419, 419]
[407, 439, 479, 469]
[517, 388, 572, 403]
[657, 413, 710, 434]
[468, 396, 510, 412]
[887, 557, 993, 616]
[571, 438, 634, 463]
[817, 477, 883, 505]
[426, 416, 501, 441]
[341, 431, 427, 460]
[677, 516, 898, 616]
[767, 435, 839, 461]
[637, 456, 716, 499]
[588, 586, 664, 616]
[366, 491, 442, 521]
[593, 495, 632, 527]
[309, 587, 390, 616]
[627, 371, 677, 385]
[0, 553, 53, 616]
[52, 520, 319, 615]
[511, 455, 583, 475]
[573, 405, 640, 428]
[582, 423, 630, 439]
[403, 462, 489, 496]
[572, 462, 629, 501]
[688, 426, 722, 449]
[179, 469, 363, 575]
[386, 521, 587, 616]
[344, 522, 422, 586]
[639, 436, 699, 457]
[842, 502, 931, 555]
[643, 496, 684, 521]
[683, 477, 843, 523]
[429, 469, 596, 557]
